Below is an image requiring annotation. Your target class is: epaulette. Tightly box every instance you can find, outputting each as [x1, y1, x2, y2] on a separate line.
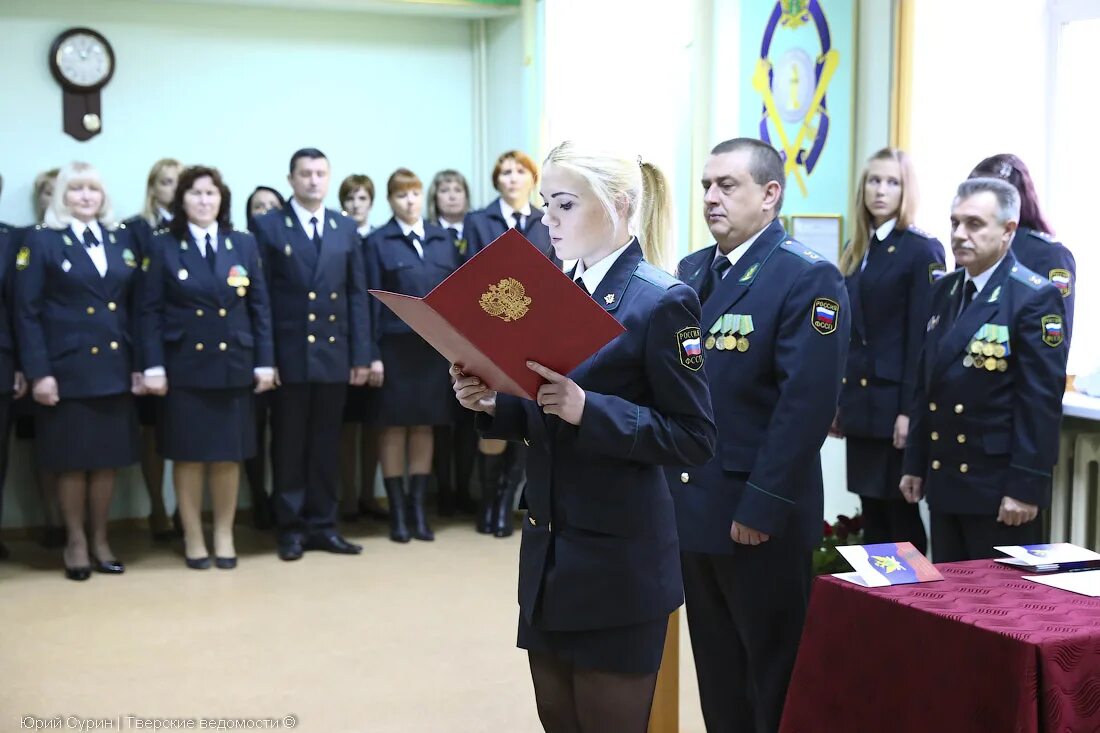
[154, 226, 170, 235]
[117, 223, 127, 230]
[907, 225, 934, 239]
[1031, 229, 1056, 243]
[779, 239, 825, 264]
[634, 262, 678, 289]
[35, 224, 44, 230]
[1009, 263, 1046, 290]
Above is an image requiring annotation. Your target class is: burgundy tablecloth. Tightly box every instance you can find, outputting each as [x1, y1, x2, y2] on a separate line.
[779, 561, 1100, 733]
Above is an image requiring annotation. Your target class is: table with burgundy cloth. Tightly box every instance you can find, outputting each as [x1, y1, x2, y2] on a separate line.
[779, 560, 1100, 733]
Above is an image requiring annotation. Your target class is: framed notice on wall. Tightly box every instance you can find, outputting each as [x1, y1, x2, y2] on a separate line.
[790, 214, 843, 265]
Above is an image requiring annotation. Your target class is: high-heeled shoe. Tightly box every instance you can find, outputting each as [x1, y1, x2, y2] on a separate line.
[64, 565, 92, 581]
[91, 556, 125, 574]
[214, 556, 237, 570]
[185, 556, 211, 570]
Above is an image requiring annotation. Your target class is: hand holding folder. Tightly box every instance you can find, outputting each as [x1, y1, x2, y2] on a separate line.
[369, 229, 625, 400]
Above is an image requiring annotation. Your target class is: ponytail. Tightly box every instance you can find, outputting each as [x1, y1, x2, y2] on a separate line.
[639, 161, 671, 271]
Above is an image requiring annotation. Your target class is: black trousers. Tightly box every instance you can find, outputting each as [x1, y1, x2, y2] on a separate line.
[244, 391, 270, 504]
[860, 496, 928, 555]
[0, 394, 11, 528]
[931, 510, 1042, 563]
[681, 540, 813, 733]
[271, 382, 347, 539]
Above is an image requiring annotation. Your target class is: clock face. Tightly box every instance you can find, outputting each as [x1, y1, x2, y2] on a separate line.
[55, 31, 113, 89]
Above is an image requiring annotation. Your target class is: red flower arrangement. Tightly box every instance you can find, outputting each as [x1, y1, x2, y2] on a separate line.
[814, 513, 864, 574]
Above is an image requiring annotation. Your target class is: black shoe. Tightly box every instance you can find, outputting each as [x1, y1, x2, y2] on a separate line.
[92, 556, 125, 574]
[493, 484, 517, 538]
[277, 538, 304, 561]
[476, 453, 506, 534]
[304, 533, 363, 554]
[185, 556, 211, 570]
[64, 565, 92, 581]
[383, 478, 410, 543]
[215, 556, 238, 570]
[408, 474, 435, 542]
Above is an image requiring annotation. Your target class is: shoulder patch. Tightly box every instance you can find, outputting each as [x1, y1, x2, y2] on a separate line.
[1048, 268, 1072, 297]
[928, 263, 946, 283]
[633, 262, 678, 290]
[810, 297, 840, 335]
[677, 326, 704, 371]
[780, 240, 824, 264]
[907, 225, 934, 239]
[1009, 264, 1046, 290]
[1041, 314, 1064, 348]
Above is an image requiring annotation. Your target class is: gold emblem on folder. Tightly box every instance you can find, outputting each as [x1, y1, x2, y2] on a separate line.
[479, 277, 532, 322]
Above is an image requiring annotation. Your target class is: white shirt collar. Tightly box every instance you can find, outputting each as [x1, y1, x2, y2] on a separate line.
[356, 224, 371, 237]
[439, 217, 463, 236]
[965, 253, 1007, 294]
[157, 207, 174, 223]
[70, 219, 104, 245]
[290, 197, 326, 230]
[574, 238, 634, 294]
[714, 223, 770, 271]
[874, 218, 897, 242]
[396, 218, 425, 240]
[500, 198, 532, 223]
[188, 221, 219, 246]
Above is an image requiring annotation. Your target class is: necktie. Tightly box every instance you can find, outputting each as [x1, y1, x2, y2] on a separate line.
[82, 228, 99, 248]
[204, 233, 216, 273]
[574, 276, 589, 296]
[447, 227, 459, 240]
[960, 280, 977, 316]
[310, 216, 322, 251]
[512, 211, 523, 231]
[699, 256, 732, 305]
[408, 231, 423, 257]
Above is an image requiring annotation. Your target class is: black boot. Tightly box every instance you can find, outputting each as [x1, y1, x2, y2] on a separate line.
[383, 477, 410, 543]
[494, 445, 525, 537]
[477, 452, 506, 534]
[408, 474, 434, 541]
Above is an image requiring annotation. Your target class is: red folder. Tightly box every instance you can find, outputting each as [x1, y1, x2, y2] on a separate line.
[370, 229, 625, 399]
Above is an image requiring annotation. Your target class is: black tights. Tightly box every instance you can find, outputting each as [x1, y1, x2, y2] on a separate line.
[528, 652, 658, 733]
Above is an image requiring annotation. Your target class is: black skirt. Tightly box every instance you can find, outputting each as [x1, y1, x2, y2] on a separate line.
[160, 386, 256, 462]
[342, 384, 383, 426]
[35, 394, 139, 472]
[846, 435, 905, 500]
[517, 612, 669, 675]
[378, 333, 452, 427]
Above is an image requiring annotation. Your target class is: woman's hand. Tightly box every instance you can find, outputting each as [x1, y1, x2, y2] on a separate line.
[828, 410, 843, 439]
[450, 364, 496, 415]
[368, 360, 384, 388]
[33, 376, 60, 406]
[13, 371, 27, 400]
[254, 371, 276, 394]
[131, 372, 146, 396]
[144, 374, 168, 396]
[528, 361, 585, 426]
[892, 414, 910, 450]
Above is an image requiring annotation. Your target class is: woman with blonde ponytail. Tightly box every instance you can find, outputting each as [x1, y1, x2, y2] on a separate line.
[835, 148, 944, 554]
[451, 141, 716, 732]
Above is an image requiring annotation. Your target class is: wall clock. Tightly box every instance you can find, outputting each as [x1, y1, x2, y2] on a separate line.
[49, 27, 115, 141]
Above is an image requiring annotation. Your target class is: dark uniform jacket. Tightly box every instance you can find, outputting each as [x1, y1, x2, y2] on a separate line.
[903, 253, 1067, 515]
[1011, 227, 1075, 344]
[839, 225, 945, 438]
[363, 218, 460, 343]
[668, 219, 851, 552]
[253, 205, 371, 384]
[464, 197, 559, 267]
[478, 240, 716, 631]
[140, 228, 274, 389]
[15, 224, 139, 399]
[0, 225, 17, 395]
